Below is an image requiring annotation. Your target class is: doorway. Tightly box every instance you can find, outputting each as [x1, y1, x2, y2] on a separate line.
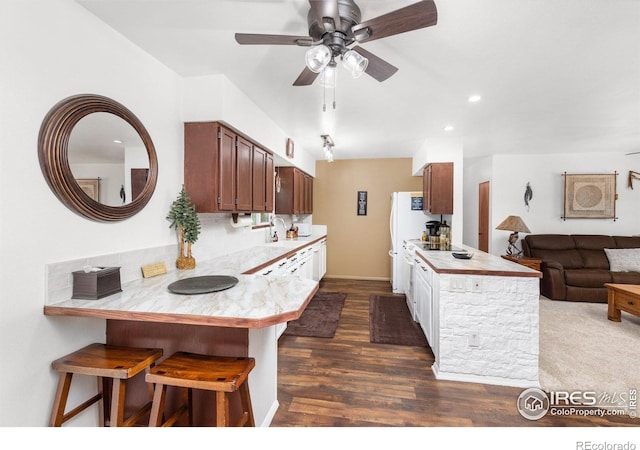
[478, 181, 490, 252]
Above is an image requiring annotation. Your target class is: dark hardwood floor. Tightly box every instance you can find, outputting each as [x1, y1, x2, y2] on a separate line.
[271, 279, 637, 427]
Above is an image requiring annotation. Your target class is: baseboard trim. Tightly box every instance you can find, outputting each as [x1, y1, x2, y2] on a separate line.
[431, 362, 540, 389]
[323, 275, 390, 282]
[260, 400, 279, 427]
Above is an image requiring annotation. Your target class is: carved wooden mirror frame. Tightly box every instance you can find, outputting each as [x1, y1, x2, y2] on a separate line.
[38, 94, 158, 222]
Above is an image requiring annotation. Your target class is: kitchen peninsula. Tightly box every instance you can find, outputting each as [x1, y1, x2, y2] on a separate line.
[411, 243, 542, 388]
[43, 234, 325, 426]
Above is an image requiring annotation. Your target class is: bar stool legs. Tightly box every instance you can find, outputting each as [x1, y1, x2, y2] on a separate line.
[146, 352, 255, 427]
[49, 343, 163, 427]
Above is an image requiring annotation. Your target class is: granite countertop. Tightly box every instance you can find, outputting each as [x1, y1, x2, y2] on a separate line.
[415, 244, 542, 278]
[43, 234, 327, 328]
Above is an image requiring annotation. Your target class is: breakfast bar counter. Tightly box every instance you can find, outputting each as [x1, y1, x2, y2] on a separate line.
[43, 235, 325, 427]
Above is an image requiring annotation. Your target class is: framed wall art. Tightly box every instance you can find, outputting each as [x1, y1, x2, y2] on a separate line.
[562, 172, 617, 220]
[76, 178, 100, 202]
[357, 191, 367, 216]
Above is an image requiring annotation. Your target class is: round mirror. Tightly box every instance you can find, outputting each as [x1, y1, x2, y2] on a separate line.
[38, 94, 158, 222]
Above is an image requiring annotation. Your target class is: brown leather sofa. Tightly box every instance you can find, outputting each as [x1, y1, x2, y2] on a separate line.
[522, 234, 640, 302]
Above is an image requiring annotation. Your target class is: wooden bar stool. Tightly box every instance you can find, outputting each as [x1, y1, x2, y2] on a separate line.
[49, 343, 163, 427]
[146, 351, 255, 427]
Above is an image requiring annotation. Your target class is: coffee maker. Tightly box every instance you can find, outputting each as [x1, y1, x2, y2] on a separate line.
[425, 220, 441, 249]
[425, 220, 441, 237]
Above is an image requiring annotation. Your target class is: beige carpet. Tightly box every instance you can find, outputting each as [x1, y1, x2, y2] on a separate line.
[539, 296, 640, 394]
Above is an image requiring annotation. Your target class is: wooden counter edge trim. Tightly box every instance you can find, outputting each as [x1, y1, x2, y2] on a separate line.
[43, 284, 319, 329]
[416, 253, 542, 278]
[242, 235, 327, 275]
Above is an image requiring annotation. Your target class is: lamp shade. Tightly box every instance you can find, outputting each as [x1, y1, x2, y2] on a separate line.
[495, 215, 531, 233]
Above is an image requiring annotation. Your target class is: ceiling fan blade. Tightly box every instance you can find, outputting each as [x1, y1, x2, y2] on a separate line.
[293, 67, 320, 86]
[352, 46, 398, 82]
[351, 0, 438, 44]
[235, 33, 314, 46]
[309, 0, 342, 32]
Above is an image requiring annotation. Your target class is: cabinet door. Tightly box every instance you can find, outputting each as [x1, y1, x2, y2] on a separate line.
[423, 162, 453, 214]
[252, 146, 267, 211]
[293, 169, 304, 214]
[218, 126, 237, 211]
[184, 122, 218, 213]
[235, 136, 253, 211]
[304, 174, 313, 214]
[265, 153, 274, 212]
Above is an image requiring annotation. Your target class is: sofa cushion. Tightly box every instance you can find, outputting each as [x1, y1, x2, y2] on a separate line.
[604, 248, 640, 272]
[573, 235, 616, 269]
[611, 271, 640, 284]
[613, 236, 640, 249]
[564, 269, 612, 288]
[524, 234, 583, 269]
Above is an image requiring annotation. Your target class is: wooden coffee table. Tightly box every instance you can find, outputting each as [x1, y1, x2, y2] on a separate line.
[605, 283, 640, 322]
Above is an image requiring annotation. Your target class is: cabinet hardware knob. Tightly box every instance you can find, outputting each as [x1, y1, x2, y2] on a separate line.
[628, 301, 635, 306]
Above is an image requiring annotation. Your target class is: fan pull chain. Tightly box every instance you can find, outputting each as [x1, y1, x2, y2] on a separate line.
[323, 83, 326, 112]
[333, 84, 336, 110]
[322, 80, 337, 112]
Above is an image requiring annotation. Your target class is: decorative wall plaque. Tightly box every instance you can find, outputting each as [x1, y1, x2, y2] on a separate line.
[357, 191, 367, 216]
[286, 138, 294, 158]
[562, 172, 617, 220]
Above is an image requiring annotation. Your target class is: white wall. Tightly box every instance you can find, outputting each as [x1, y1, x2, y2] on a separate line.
[0, 0, 184, 426]
[0, 0, 311, 426]
[462, 152, 640, 255]
[182, 75, 317, 176]
[412, 138, 464, 245]
[462, 156, 493, 250]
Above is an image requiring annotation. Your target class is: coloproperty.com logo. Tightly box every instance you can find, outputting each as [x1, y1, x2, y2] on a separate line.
[517, 387, 638, 420]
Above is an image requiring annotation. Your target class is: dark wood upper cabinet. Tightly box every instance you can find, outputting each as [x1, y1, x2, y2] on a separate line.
[217, 126, 237, 211]
[275, 166, 313, 215]
[265, 153, 274, 212]
[235, 136, 253, 212]
[251, 145, 276, 212]
[184, 121, 274, 214]
[423, 162, 453, 215]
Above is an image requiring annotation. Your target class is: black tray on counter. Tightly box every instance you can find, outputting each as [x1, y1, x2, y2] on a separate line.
[168, 275, 239, 295]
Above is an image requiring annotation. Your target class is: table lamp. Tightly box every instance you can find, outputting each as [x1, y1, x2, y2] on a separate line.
[496, 215, 531, 256]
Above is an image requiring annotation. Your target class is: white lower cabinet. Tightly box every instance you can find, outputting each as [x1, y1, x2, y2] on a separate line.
[312, 239, 327, 281]
[414, 258, 434, 348]
[273, 241, 324, 338]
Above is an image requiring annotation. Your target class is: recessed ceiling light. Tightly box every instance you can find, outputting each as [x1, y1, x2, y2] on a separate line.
[468, 95, 482, 103]
[113, 139, 123, 144]
[443, 125, 454, 132]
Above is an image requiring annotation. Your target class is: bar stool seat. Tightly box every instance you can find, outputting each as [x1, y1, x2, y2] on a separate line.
[146, 351, 255, 427]
[49, 343, 163, 427]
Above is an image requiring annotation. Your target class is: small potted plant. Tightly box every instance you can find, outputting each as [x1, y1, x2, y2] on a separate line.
[166, 185, 201, 270]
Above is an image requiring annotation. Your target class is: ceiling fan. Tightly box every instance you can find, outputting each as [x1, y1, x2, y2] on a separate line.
[235, 0, 438, 86]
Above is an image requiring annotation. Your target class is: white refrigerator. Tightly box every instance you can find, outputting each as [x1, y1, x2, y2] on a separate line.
[389, 192, 426, 293]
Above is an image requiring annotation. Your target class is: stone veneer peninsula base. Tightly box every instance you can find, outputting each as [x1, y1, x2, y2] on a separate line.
[415, 245, 542, 388]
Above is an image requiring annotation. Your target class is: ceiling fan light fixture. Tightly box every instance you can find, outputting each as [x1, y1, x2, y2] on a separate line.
[342, 50, 368, 78]
[321, 134, 335, 162]
[319, 63, 337, 88]
[305, 45, 331, 73]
